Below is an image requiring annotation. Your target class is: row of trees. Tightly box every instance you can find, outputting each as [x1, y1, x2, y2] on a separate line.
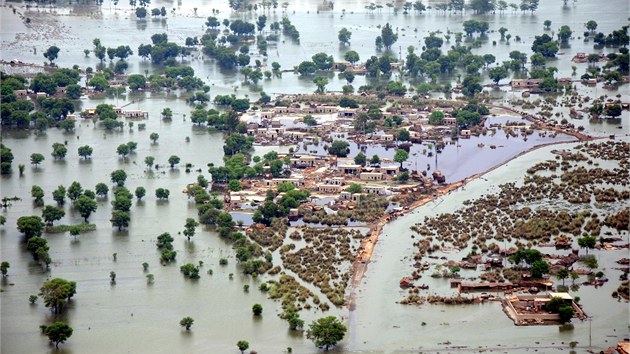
[365, 0, 539, 14]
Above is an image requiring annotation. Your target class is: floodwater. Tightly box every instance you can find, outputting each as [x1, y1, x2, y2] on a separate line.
[1, 0, 629, 352]
[351, 142, 630, 353]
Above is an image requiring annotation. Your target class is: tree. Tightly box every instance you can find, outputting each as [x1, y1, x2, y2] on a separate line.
[462, 75, 483, 97]
[127, 74, 146, 90]
[110, 169, 127, 187]
[530, 52, 546, 67]
[180, 317, 194, 330]
[303, 115, 317, 126]
[59, 119, 76, 133]
[78, 145, 93, 159]
[312, 53, 334, 71]
[354, 152, 367, 166]
[397, 129, 410, 141]
[381, 23, 398, 49]
[428, 110, 445, 125]
[313, 76, 328, 93]
[370, 155, 381, 166]
[252, 303, 263, 316]
[577, 235, 596, 254]
[168, 155, 180, 168]
[17, 216, 44, 239]
[488, 66, 508, 85]
[150, 132, 159, 143]
[43, 322, 73, 348]
[52, 185, 66, 206]
[30, 153, 45, 167]
[67, 182, 83, 201]
[510, 248, 542, 266]
[111, 195, 132, 212]
[585, 20, 597, 33]
[223, 134, 254, 156]
[228, 179, 242, 191]
[1, 261, 9, 276]
[346, 183, 363, 194]
[183, 218, 199, 241]
[95, 183, 109, 197]
[344, 50, 360, 64]
[394, 149, 409, 169]
[532, 34, 558, 58]
[155, 188, 170, 200]
[498, 27, 508, 40]
[558, 305, 575, 323]
[530, 259, 549, 278]
[557, 25, 572, 42]
[39, 278, 76, 314]
[328, 140, 350, 157]
[156, 232, 174, 249]
[42, 205, 65, 226]
[286, 311, 305, 330]
[51, 142, 68, 160]
[134, 186, 146, 200]
[161, 108, 173, 120]
[1, 144, 13, 174]
[110, 210, 130, 230]
[117, 143, 130, 158]
[306, 316, 347, 351]
[144, 156, 155, 169]
[338, 28, 352, 45]
[605, 104, 622, 118]
[543, 20, 552, 30]
[31, 185, 45, 203]
[135, 7, 147, 17]
[556, 267, 569, 286]
[603, 71, 623, 85]
[44, 46, 60, 63]
[237, 340, 249, 353]
[73, 195, 97, 222]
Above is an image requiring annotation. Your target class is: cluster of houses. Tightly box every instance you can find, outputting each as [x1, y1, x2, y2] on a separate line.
[13, 82, 149, 120]
[242, 102, 468, 146]
[13, 87, 73, 100]
[571, 52, 609, 63]
[328, 60, 404, 76]
[82, 106, 149, 120]
[220, 149, 438, 211]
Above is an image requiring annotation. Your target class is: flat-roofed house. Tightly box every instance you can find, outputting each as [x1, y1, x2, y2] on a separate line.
[360, 172, 383, 181]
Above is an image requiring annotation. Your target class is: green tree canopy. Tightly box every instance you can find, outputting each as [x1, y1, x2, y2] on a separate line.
[43, 322, 73, 348]
[17, 216, 44, 239]
[328, 140, 350, 157]
[306, 316, 347, 351]
[39, 278, 76, 314]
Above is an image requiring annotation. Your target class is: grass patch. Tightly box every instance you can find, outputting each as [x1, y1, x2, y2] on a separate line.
[46, 224, 96, 233]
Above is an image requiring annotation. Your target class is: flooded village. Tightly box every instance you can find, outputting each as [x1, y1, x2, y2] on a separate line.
[1, 0, 629, 353]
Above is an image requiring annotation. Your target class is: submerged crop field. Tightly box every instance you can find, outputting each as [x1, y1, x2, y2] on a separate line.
[1, 0, 628, 353]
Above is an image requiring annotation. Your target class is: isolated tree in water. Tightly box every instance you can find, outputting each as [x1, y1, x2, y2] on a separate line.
[180, 317, 194, 330]
[237, 340, 249, 353]
[306, 316, 347, 351]
[44, 46, 60, 64]
[43, 322, 73, 348]
[39, 278, 76, 314]
[380, 23, 398, 49]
